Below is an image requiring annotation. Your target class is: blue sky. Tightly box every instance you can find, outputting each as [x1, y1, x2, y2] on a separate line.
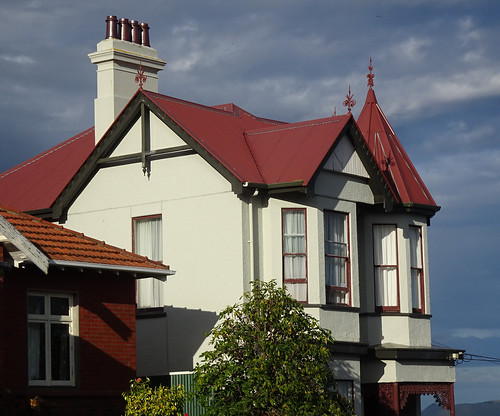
[1, 0, 499, 406]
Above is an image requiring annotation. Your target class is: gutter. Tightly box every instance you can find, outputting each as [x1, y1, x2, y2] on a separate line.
[46, 260, 176, 280]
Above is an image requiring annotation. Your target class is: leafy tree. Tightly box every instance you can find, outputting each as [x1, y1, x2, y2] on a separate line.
[194, 280, 355, 416]
[122, 377, 184, 416]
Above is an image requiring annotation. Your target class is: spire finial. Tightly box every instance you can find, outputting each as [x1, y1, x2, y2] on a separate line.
[367, 57, 375, 89]
[135, 62, 147, 89]
[333, 106, 337, 116]
[343, 85, 356, 113]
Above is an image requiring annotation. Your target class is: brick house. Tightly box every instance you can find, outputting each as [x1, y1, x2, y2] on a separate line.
[0, 206, 174, 415]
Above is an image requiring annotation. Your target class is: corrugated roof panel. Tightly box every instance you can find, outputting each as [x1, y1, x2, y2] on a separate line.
[0, 128, 95, 212]
[357, 88, 437, 208]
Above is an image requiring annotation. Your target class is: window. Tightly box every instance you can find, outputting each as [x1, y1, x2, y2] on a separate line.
[410, 225, 425, 313]
[324, 211, 350, 305]
[133, 215, 163, 308]
[336, 380, 354, 404]
[373, 224, 399, 311]
[27, 293, 76, 386]
[282, 209, 307, 302]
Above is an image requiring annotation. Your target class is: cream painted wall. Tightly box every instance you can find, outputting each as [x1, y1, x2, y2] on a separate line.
[362, 359, 456, 384]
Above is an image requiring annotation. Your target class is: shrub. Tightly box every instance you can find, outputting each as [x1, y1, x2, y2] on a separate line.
[122, 377, 185, 416]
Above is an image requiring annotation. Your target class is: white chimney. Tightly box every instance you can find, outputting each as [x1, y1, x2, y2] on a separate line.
[89, 16, 166, 143]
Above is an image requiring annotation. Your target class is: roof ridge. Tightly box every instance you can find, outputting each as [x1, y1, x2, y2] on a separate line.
[246, 116, 344, 136]
[0, 127, 94, 180]
[242, 132, 266, 183]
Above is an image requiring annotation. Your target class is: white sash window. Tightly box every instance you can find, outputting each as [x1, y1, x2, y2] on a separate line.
[133, 215, 163, 308]
[373, 224, 399, 311]
[27, 293, 76, 386]
[282, 209, 307, 302]
[324, 211, 350, 305]
[410, 225, 424, 313]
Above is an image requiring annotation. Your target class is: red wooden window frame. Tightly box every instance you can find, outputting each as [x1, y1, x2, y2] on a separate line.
[373, 224, 400, 312]
[282, 208, 308, 303]
[410, 225, 425, 314]
[324, 210, 351, 306]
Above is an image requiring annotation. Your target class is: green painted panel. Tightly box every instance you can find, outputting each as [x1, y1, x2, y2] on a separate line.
[170, 372, 205, 416]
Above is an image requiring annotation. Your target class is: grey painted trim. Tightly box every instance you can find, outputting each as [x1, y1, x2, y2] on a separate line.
[0, 215, 49, 274]
[48, 259, 175, 280]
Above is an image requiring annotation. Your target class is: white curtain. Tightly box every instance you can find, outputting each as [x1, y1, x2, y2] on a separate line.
[410, 226, 423, 310]
[28, 322, 45, 380]
[135, 217, 163, 308]
[373, 225, 398, 307]
[283, 210, 307, 301]
[325, 212, 348, 304]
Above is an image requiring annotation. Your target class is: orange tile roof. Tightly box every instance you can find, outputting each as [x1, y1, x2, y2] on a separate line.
[0, 206, 170, 272]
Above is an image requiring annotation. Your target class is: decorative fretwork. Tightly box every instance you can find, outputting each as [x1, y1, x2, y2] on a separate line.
[378, 382, 398, 410]
[399, 383, 455, 416]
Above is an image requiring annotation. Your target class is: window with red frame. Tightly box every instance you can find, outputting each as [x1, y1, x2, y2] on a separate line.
[409, 225, 425, 313]
[282, 208, 307, 302]
[373, 224, 399, 311]
[133, 215, 163, 308]
[324, 211, 350, 305]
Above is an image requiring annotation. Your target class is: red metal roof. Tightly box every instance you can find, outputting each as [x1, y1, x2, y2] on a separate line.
[144, 91, 352, 186]
[0, 205, 169, 271]
[0, 127, 95, 212]
[357, 88, 437, 207]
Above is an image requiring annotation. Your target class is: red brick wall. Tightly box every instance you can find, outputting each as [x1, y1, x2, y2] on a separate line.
[0, 266, 137, 416]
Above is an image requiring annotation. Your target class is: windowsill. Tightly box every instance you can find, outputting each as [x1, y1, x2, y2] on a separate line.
[303, 304, 360, 313]
[136, 307, 166, 319]
[360, 311, 432, 319]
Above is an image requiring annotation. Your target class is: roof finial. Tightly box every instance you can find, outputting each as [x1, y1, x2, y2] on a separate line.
[333, 106, 337, 116]
[367, 57, 375, 89]
[135, 62, 147, 89]
[343, 85, 356, 113]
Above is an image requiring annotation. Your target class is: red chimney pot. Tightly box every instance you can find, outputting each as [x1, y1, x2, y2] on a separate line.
[140, 22, 150, 47]
[131, 20, 141, 44]
[119, 18, 131, 42]
[105, 16, 118, 39]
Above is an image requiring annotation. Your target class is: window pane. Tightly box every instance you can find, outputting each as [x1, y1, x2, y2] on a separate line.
[28, 323, 46, 381]
[409, 227, 422, 268]
[411, 269, 422, 310]
[326, 257, 347, 287]
[28, 295, 45, 315]
[51, 324, 70, 381]
[373, 225, 397, 265]
[285, 282, 307, 302]
[375, 267, 398, 307]
[50, 297, 70, 316]
[284, 254, 306, 279]
[134, 217, 163, 261]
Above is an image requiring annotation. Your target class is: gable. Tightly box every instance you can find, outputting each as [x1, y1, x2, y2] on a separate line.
[323, 134, 369, 178]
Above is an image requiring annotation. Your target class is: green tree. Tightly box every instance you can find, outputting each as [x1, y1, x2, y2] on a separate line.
[194, 280, 355, 416]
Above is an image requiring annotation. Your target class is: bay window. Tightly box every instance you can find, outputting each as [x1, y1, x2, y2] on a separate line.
[324, 211, 350, 305]
[373, 224, 399, 311]
[27, 292, 76, 386]
[410, 225, 425, 313]
[282, 208, 307, 302]
[133, 215, 163, 308]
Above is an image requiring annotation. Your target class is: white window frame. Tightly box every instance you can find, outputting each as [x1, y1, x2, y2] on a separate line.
[373, 224, 400, 312]
[27, 292, 76, 386]
[410, 225, 425, 313]
[324, 211, 351, 306]
[133, 215, 163, 309]
[282, 208, 308, 303]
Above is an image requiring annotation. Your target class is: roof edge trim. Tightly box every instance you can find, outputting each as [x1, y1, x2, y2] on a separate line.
[48, 260, 175, 280]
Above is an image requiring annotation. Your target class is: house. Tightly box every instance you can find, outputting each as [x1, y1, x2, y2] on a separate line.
[0, 16, 461, 416]
[0, 205, 174, 416]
